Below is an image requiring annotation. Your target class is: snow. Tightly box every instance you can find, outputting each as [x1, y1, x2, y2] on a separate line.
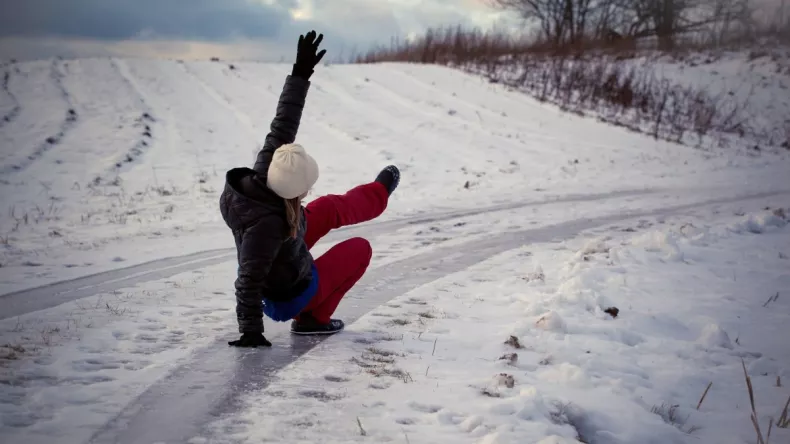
[192, 205, 790, 444]
[0, 53, 789, 443]
[1, 57, 789, 294]
[637, 48, 790, 148]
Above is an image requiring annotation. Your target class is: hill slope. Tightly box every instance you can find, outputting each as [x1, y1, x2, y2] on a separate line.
[0, 57, 788, 293]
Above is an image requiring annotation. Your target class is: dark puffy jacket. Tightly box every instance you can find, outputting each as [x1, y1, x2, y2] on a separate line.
[219, 75, 314, 334]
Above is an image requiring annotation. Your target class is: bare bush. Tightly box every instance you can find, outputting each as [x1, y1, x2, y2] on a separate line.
[466, 52, 752, 146]
[353, 24, 782, 150]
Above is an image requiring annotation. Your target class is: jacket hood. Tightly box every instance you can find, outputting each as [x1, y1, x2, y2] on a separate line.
[220, 167, 284, 230]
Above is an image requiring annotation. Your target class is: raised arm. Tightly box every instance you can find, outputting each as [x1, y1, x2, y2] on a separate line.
[252, 75, 310, 175]
[253, 31, 326, 176]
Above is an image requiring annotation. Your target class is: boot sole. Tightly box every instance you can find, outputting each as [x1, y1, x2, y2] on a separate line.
[290, 326, 344, 336]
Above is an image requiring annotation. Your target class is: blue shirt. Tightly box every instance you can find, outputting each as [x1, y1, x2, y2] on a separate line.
[262, 263, 319, 322]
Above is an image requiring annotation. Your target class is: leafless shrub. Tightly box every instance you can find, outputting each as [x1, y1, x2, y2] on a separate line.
[104, 302, 128, 316]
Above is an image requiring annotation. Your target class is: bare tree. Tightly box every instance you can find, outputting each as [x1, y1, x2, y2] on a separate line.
[488, 0, 760, 49]
[486, 0, 617, 45]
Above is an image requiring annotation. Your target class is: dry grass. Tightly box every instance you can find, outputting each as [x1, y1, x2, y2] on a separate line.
[697, 381, 713, 410]
[388, 318, 410, 326]
[742, 358, 790, 444]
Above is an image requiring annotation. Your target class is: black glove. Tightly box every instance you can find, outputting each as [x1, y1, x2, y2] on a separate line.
[228, 332, 272, 348]
[292, 30, 327, 80]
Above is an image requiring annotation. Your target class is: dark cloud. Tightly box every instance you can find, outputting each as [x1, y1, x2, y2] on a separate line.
[0, 0, 293, 41]
[0, 0, 518, 60]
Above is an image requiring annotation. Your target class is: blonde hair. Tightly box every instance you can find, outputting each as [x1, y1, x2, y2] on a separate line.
[284, 197, 302, 239]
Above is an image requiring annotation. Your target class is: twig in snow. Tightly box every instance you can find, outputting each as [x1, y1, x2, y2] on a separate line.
[778, 395, 790, 428]
[432, 338, 437, 356]
[356, 417, 366, 436]
[762, 292, 780, 307]
[696, 382, 713, 410]
[742, 359, 766, 444]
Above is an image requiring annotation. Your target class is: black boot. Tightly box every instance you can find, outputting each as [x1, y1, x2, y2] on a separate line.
[375, 165, 400, 196]
[291, 312, 345, 335]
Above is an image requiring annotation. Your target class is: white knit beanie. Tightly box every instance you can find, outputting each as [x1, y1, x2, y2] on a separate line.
[266, 143, 319, 199]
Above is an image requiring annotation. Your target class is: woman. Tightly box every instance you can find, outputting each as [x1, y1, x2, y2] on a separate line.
[219, 31, 400, 348]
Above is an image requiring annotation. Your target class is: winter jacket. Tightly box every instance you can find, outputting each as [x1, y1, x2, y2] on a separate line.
[219, 75, 315, 334]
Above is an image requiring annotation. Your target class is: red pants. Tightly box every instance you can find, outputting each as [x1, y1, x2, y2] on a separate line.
[296, 182, 389, 324]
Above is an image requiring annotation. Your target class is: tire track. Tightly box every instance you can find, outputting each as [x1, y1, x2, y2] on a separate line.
[236, 66, 380, 152]
[88, 188, 790, 444]
[0, 60, 79, 175]
[182, 63, 386, 173]
[178, 62, 259, 136]
[105, 58, 159, 176]
[0, 187, 658, 319]
[0, 66, 21, 129]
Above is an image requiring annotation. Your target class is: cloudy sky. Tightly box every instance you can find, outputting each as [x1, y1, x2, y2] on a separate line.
[0, 0, 521, 61]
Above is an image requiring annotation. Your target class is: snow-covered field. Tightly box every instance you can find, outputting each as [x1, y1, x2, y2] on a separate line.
[199, 203, 790, 444]
[1, 54, 789, 444]
[1, 57, 789, 294]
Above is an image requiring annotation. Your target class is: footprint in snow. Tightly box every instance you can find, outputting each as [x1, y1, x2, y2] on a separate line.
[352, 337, 378, 345]
[70, 357, 124, 372]
[370, 312, 394, 317]
[60, 375, 115, 385]
[408, 401, 442, 413]
[166, 332, 185, 344]
[129, 343, 170, 355]
[135, 333, 158, 343]
[78, 344, 107, 354]
[324, 374, 350, 383]
[64, 393, 101, 406]
[138, 322, 167, 332]
[123, 360, 152, 371]
[298, 389, 344, 402]
[32, 355, 56, 366]
[403, 298, 428, 306]
[182, 308, 216, 316]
